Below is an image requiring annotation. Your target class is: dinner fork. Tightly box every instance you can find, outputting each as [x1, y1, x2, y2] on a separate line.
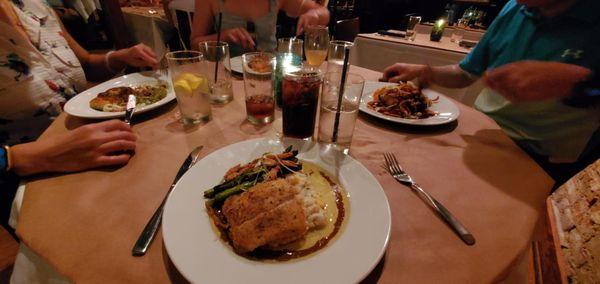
[383, 152, 475, 245]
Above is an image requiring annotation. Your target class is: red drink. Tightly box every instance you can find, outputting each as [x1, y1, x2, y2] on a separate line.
[282, 70, 322, 138]
[246, 95, 275, 124]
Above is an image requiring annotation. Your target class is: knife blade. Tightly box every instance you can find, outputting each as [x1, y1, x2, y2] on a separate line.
[124, 94, 136, 125]
[132, 146, 204, 256]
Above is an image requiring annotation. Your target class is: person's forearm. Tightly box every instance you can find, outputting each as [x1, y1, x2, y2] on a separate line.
[82, 53, 123, 82]
[10, 142, 49, 176]
[429, 65, 477, 88]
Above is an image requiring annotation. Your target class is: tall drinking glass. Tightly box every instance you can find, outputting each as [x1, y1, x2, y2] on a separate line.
[318, 72, 365, 152]
[198, 41, 233, 104]
[406, 16, 421, 41]
[242, 52, 276, 125]
[282, 68, 323, 139]
[275, 38, 303, 107]
[304, 25, 329, 68]
[166, 51, 212, 125]
[327, 40, 354, 74]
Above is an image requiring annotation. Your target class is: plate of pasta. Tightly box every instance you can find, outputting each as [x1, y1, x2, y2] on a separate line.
[359, 81, 460, 125]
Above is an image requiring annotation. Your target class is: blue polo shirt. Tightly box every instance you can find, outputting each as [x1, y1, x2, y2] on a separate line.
[459, 0, 600, 163]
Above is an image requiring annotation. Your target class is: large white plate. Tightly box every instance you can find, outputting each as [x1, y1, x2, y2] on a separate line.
[64, 72, 175, 119]
[359, 81, 460, 125]
[162, 138, 391, 284]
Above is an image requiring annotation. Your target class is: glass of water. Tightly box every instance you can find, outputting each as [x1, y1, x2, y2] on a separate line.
[242, 52, 276, 125]
[327, 40, 354, 74]
[318, 72, 365, 153]
[166, 51, 212, 125]
[406, 16, 421, 41]
[198, 41, 234, 104]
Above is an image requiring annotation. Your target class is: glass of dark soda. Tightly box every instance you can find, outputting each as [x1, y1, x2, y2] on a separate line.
[281, 69, 323, 139]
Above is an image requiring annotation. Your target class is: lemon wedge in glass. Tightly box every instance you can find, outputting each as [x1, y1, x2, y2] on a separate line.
[174, 73, 210, 94]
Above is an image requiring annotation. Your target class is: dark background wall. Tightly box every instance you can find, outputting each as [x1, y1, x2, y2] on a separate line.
[355, 0, 508, 33]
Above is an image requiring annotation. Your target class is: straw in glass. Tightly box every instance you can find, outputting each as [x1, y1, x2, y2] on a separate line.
[214, 12, 223, 83]
[331, 47, 350, 143]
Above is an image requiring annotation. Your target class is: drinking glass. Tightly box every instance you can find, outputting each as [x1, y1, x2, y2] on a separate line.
[281, 68, 323, 139]
[198, 41, 233, 104]
[304, 25, 329, 68]
[451, 27, 464, 43]
[242, 52, 276, 125]
[318, 72, 365, 152]
[327, 40, 354, 74]
[274, 38, 303, 107]
[166, 51, 212, 125]
[406, 16, 421, 41]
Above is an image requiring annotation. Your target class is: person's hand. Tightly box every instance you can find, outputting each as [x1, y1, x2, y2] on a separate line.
[222, 27, 255, 49]
[483, 61, 592, 102]
[381, 63, 432, 84]
[296, 10, 321, 35]
[11, 120, 137, 176]
[111, 43, 159, 69]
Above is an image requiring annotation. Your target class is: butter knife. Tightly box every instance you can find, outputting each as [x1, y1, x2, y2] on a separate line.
[132, 146, 204, 256]
[124, 94, 136, 125]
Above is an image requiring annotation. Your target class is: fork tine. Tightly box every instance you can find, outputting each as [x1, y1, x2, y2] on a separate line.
[382, 153, 391, 173]
[389, 153, 403, 174]
[384, 152, 396, 175]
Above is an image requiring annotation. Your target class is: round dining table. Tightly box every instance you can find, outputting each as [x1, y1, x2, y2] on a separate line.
[14, 65, 553, 283]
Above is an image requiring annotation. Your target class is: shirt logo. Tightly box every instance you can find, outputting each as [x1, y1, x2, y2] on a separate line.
[561, 49, 584, 59]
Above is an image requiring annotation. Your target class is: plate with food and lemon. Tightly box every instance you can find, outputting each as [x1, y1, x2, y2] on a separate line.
[65, 71, 181, 119]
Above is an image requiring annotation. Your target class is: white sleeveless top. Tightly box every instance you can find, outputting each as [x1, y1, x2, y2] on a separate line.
[0, 0, 87, 145]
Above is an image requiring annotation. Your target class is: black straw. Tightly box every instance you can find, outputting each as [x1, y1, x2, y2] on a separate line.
[214, 12, 223, 83]
[331, 47, 350, 143]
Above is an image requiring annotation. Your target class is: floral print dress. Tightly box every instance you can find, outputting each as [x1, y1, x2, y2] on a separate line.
[0, 0, 87, 145]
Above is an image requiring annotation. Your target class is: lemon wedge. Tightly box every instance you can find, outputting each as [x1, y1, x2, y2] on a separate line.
[173, 78, 192, 94]
[177, 73, 210, 93]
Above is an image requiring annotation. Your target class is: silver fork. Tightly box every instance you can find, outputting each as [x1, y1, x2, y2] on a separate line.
[383, 152, 475, 245]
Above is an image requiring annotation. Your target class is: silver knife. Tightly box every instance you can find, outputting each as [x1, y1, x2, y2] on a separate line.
[132, 146, 204, 256]
[124, 94, 136, 125]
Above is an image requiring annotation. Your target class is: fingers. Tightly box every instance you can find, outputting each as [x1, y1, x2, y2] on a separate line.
[236, 28, 255, 49]
[388, 73, 415, 83]
[382, 64, 402, 81]
[97, 120, 133, 132]
[98, 140, 136, 154]
[95, 153, 132, 167]
[296, 17, 305, 36]
[225, 28, 255, 49]
[138, 44, 157, 58]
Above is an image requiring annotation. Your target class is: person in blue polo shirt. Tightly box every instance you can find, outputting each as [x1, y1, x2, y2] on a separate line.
[381, 0, 599, 185]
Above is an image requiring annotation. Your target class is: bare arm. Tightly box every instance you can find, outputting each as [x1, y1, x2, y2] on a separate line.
[56, 11, 157, 82]
[281, 0, 330, 35]
[382, 63, 477, 89]
[190, 0, 256, 50]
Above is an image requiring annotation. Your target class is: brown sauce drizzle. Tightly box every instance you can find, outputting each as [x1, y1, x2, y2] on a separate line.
[206, 169, 347, 261]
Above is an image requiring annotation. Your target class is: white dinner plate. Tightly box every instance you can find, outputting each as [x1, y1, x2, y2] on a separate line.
[225, 55, 243, 74]
[162, 138, 391, 284]
[64, 72, 175, 119]
[359, 81, 460, 125]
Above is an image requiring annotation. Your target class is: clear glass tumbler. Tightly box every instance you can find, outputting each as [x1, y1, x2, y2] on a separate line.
[318, 72, 365, 152]
[327, 40, 354, 74]
[281, 68, 323, 139]
[198, 41, 234, 105]
[406, 16, 422, 41]
[166, 51, 212, 125]
[242, 52, 276, 125]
